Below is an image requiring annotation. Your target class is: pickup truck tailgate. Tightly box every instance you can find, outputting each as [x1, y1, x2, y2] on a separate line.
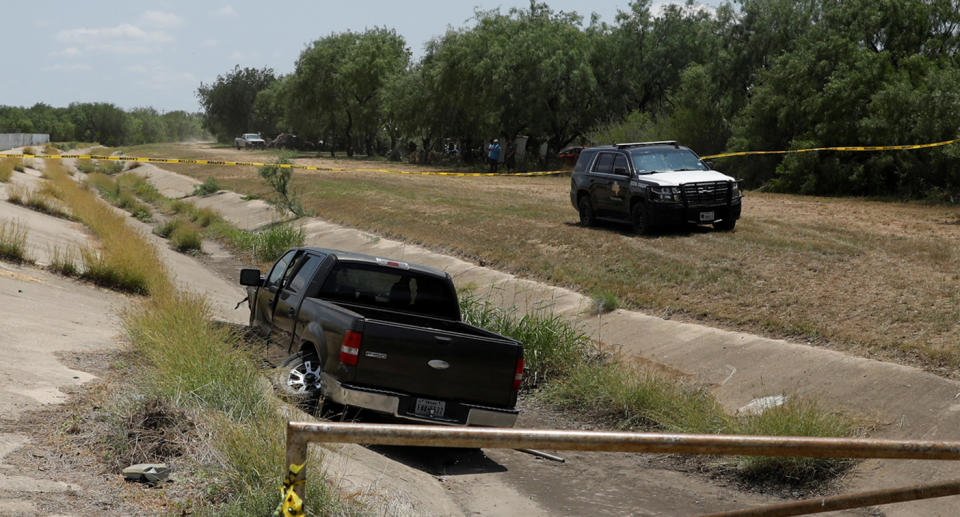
[352, 319, 520, 408]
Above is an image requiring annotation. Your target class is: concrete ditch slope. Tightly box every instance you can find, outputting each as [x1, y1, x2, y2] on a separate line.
[148, 168, 960, 516]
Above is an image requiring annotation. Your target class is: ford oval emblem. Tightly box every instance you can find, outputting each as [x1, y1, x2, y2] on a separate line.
[428, 359, 450, 370]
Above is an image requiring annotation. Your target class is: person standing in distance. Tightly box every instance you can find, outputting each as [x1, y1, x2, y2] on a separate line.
[487, 139, 502, 173]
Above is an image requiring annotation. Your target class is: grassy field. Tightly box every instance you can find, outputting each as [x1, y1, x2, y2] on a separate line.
[115, 143, 960, 372]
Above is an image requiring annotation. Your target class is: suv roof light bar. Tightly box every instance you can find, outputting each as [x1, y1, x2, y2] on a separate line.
[615, 140, 678, 149]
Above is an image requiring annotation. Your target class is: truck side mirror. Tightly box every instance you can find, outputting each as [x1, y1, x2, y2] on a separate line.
[240, 268, 263, 286]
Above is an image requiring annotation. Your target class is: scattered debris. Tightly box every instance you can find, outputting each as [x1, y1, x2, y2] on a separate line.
[122, 463, 170, 483]
[737, 395, 787, 415]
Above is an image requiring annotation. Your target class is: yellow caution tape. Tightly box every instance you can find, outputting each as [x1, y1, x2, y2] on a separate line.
[0, 152, 567, 177]
[273, 462, 306, 517]
[700, 137, 960, 159]
[6, 136, 954, 174]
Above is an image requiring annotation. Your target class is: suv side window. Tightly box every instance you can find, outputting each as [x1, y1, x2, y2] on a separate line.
[613, 154, 630, 175]
[592, 152, 615, 174]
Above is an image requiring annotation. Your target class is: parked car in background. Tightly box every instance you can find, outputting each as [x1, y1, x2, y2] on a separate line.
[558, 145, 585, 166]
[235, 133, 266, 150]
[570, 141, 743, 233]
[268, 133, 316, 151]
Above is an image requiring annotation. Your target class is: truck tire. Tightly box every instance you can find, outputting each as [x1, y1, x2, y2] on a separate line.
[713, 218, 737, 232]
[275, 351, 323, 409]
[578, 196, 595, 227]
[632, 203, 651, 235]
[236, 143, 241, 150]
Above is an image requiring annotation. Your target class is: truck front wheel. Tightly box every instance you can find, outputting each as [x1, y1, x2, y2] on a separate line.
[276, 351, 323, 408]
[713, 218, 737, 232]
[632, 203, 651, 235]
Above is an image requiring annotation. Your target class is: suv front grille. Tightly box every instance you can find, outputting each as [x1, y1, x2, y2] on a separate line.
[681, 181, 729, 206]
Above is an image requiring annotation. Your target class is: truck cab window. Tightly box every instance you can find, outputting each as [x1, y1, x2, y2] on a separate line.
[267, 250, 297, 287]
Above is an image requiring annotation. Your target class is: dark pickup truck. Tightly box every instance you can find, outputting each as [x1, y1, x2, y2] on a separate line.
[240, 247, 524, 426]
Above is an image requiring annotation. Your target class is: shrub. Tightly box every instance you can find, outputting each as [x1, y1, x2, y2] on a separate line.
[193, 176, 221, 196]
[734, 398, 861, 482]
[154, 218, 186, 238]
[259, 155, 306, 217]
[43, 144, 58, 154]
[13, 161, 25, 173]
[23, 146, 36, 155]
[591, 290, 620, 313]
[191, 207, 218, 227]
[218, 223, 305, 263]
[170, 224, 202, 252]
[76, 161, 96, 174]
[0, 219, 29, 263]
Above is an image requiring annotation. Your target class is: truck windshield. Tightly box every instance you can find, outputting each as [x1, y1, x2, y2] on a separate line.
[244, 134, 259, 139]
[631, 149, 707, 173]
[318, 262, 459, 320]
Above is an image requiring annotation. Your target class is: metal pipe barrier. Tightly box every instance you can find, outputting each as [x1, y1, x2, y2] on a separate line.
[280, 421, 960, 517]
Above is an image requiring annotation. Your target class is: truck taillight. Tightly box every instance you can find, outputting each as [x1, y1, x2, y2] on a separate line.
[513, 357, 524, 390]
[339, 330, 362, 366]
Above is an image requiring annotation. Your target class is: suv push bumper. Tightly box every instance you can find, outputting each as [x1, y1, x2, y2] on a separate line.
[321, 373, 519, 427]
[649, 199, 741, 226]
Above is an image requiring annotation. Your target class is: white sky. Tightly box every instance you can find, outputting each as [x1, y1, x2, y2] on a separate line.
[1, 1, 721, 113]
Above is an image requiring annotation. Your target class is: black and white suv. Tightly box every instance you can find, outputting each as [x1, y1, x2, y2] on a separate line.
[569, 141, 742, 234]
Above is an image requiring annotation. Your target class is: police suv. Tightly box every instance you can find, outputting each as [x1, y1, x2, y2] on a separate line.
[569, 141, 742, 234]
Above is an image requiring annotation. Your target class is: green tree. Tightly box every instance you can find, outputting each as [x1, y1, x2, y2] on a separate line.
[196, 65, 276, 143]
[287, 28, 410, 157]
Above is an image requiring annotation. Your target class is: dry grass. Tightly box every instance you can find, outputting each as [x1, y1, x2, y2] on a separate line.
[122, 143, 960, 372]
[0, 157, 16, 182]
[5, 183, 74, 220]
[0, 218, 29, 263]
[43, 159, 168, 294]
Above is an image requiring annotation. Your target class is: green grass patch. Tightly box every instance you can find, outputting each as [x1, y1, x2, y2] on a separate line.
[461, 297, 860, 484]
[13, 161, 25, 173]
[75, 161, 96, 174]
[193, 176, 221, 196]
[209, 222, 305, 263]
[170, 223, 202, 252]
[0, 218, 29, 263]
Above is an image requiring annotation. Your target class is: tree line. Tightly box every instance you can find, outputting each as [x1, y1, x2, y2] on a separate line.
[199, 0, 960, 200]
[0, 102, 206, 147]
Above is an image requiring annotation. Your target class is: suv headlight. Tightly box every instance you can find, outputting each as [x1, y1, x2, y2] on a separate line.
[651, 186, 681, 202]
[732, 181, 743, 198]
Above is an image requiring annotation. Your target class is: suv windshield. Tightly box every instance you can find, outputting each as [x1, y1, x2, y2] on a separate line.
[244, 133, 260, 139]
[630, 149, 707, 173]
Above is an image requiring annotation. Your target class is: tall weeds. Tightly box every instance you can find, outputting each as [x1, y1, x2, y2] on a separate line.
[0, 218, 29, 263]
[44, 160, 167, 294]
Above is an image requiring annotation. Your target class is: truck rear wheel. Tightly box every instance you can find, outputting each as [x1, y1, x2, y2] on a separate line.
[578, 196, 595, 227]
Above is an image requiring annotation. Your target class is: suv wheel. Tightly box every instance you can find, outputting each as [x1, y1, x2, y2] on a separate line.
[713, 218, 737, 232]
[578, 197, 595, 227]
[632, 203, 651, 235]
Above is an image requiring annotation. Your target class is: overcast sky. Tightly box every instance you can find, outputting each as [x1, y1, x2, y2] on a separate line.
[1, 1, 721, 113]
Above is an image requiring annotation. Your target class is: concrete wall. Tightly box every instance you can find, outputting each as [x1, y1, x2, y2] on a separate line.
[0, 134, 50, 151]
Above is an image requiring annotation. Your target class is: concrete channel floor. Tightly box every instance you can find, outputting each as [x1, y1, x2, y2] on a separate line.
[140, 164, 960, 516]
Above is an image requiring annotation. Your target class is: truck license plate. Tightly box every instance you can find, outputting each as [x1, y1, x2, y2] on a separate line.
[414, 398, 445, 418]
[699, 211, 715, 222]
